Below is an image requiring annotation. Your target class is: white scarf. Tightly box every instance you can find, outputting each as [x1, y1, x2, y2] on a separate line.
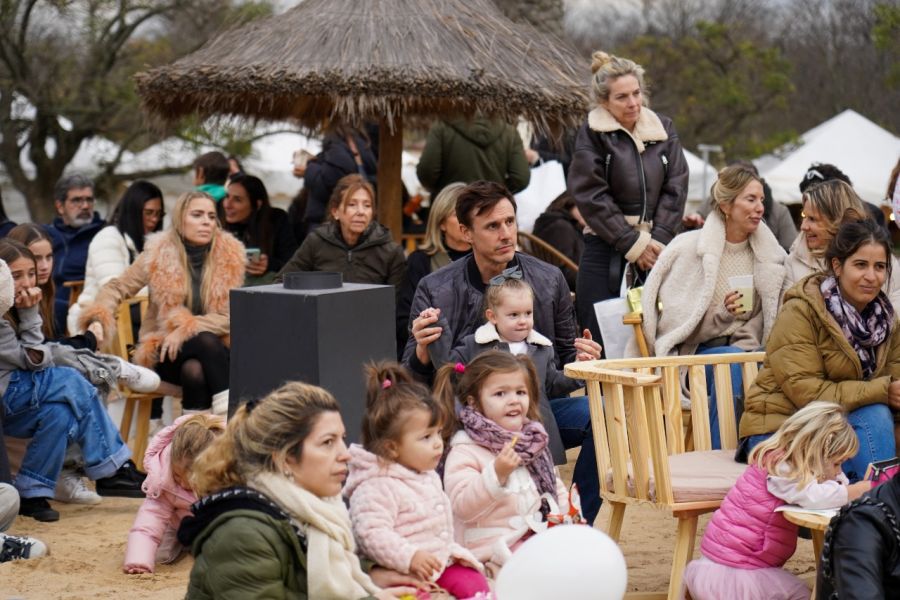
[250, 472, 381, 599]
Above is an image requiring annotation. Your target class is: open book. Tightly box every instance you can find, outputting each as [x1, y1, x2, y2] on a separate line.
[774, 505, 838, 519]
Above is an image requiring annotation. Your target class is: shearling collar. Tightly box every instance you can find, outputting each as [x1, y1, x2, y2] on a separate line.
[587, 105, 667, 153]
[696, 211, 785, 265]
[473, 322, 552, 346]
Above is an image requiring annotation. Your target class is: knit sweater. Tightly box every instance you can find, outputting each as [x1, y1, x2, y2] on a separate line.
[711, 239, 755, 338]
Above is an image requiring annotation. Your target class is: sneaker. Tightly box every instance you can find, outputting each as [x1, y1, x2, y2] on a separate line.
[55, 469, 102, 505]
[0, 533, 48, 562]
[18, 497, 60, 522]
[116, 358, 161, 393]
[95, 460, 146, 498]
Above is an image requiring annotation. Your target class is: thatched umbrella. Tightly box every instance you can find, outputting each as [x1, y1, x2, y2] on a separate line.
[135, 0, 590, 239]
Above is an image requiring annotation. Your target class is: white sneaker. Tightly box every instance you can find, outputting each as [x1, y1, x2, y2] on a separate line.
[0, 533, 48, 562]
[116, 358, 161, 393]
[55, 469, 102, 505]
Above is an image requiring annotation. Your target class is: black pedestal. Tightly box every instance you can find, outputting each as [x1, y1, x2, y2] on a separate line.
[229, 281, 396, 442]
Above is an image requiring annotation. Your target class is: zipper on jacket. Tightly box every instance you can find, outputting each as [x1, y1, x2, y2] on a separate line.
[633, 143, 648, 223]
[661, 154, 669, 177]
[604, 154, 612, 182]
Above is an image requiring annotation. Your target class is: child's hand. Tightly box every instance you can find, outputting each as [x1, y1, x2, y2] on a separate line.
[409, 550, 443, 581]
[847, 480, 872, 502]
[574, 328, 602, 361]
[494, 439, 522, 486]
[123, 564, 151, 574]
[374, 589, 420, 600]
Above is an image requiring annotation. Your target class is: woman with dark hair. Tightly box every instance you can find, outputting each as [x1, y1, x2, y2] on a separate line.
[6, 225, 63, 344]
[532, 191, 586, 291]
[223, 173, 297, 286]
[67, 180, 164, 335]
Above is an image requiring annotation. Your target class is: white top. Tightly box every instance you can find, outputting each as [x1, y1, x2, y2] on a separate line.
[767, 465, 849, 510]
[507, 340, 528, 356]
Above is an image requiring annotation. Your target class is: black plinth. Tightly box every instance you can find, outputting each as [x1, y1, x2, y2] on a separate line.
[229, 281, 396, 442]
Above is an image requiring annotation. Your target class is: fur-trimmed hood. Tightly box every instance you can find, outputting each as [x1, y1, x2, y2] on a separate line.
[587, 105, 668, 153]
[473, 322, 552, 346]
[0, 260, 13, 316]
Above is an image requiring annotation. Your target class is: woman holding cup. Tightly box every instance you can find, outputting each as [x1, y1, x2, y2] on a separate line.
[638, 165, 787, 448]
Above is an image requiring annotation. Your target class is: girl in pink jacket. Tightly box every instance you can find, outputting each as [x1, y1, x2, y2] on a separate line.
[123, 413, 225, 573]
[683, 402, 872, 600]
[436, 351, 571, 576]
[344, 362, 490, 599]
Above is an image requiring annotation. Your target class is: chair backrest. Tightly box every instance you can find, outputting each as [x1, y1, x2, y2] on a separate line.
[115, 296, 149, 362]
[565, 352, 764, 506]
[517, 231, 578, 273]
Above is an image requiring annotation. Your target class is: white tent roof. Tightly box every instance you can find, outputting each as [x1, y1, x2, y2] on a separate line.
[757, 110, 900, 205]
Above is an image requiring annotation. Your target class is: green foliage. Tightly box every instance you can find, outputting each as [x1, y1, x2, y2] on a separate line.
[873, 3, 900, 87]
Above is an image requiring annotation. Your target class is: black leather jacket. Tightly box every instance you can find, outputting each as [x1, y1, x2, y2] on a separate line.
[818, 474, 900, 599]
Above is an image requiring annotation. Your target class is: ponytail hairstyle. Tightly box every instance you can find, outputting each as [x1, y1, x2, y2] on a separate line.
[7, 223, 55, 339]
[170, 414, 227, 479]
[749, 401, 858, 487]
[361, 361, 444, 461]
[191, 382, 340, 496]
[433, 350, 542, 439]
[825, 219, 892, 282]
[710, 164, 763, 218]
[589, 50, 648, 105]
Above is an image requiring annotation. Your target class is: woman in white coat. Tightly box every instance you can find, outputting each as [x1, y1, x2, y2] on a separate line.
[639, 165, 786, 448]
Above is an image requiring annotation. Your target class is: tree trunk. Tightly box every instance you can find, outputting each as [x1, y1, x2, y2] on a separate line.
[377, 116, 404, 244]
[492, 0, 565, 39]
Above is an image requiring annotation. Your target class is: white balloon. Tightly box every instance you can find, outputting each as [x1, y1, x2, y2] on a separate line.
[495, 525, 627, 600]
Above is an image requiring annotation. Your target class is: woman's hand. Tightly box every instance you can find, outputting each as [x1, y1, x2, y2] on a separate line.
[246, 253, 269, 276]
[888, 379, 900, 410]
[412, 307, 442, 364]
[14, 286, 42, 309]
[635, 243, 661, 271]
[574, 328, 602, 361]
[409, 550, 442, 581]
[494, 439, 521, 486]
[87, 321, 105, 346]
[159, 331, 186, 362]
[723, 290, 744, 315]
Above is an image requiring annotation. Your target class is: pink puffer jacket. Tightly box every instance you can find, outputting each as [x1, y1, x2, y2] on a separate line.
[343, 444, 482, 575]
[701, 464, 798, 569]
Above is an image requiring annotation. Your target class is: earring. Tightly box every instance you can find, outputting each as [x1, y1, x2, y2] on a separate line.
[283, 469, 294, 481]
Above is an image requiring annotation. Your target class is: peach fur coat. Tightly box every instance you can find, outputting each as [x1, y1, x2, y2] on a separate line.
[79, 230, 245, 366]
[343, 444, 483, 576]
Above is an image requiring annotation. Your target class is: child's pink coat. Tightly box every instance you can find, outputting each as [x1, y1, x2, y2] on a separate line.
[123, 415, 218, 572]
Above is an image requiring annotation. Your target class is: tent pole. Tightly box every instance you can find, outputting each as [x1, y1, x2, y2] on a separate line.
[377, 116, 403, 244]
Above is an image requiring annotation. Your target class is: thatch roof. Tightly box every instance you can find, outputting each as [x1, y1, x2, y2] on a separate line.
[134, 0, 591, 132]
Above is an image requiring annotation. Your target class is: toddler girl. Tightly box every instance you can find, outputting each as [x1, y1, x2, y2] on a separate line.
[683, 401, 872, 600]
[124, 413, 225, 573]
[436, 351, 572, 575]
[344, 362, 490, 599]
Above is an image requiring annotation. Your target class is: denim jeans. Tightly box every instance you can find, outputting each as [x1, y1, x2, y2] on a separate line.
[742, 403, 896, 482]
[550, 395, 601, 526]
[2, 367, 131, 498]
[697, 345, 746, 450]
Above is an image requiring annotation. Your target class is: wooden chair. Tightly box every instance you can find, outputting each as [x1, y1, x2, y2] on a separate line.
[64, 279, 84, 308]
[564, 351, 765, 600]
[517, 231, 578, 273]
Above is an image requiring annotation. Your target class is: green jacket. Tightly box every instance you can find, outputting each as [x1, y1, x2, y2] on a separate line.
[416, 118, 530, 195]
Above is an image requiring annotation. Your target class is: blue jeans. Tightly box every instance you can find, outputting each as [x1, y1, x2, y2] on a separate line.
[742, 403, 896, 482]
[2, 367, 131, 498]
[697, 345, 746, 450]
[550, 395, 601, 526]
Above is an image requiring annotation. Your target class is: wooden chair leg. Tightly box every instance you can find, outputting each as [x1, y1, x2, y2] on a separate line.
[607, 501, 627, 543]
[132, 399, 153, 470]
[120, 397, 136, 443]
[669, 516, 698, 600]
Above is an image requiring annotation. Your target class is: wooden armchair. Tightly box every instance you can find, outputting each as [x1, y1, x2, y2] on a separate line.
[517, 231, 578, 273]
[564, 351, 765, 600]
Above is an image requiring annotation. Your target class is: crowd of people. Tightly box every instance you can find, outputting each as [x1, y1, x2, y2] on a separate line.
[0, 46, 897, 599]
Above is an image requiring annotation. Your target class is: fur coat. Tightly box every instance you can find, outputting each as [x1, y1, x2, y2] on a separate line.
[79, 230, 245, 366]
[639, 211, 786, 358]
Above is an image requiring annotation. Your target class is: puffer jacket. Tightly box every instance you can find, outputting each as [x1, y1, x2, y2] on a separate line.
[416, 118, 530, 195]
[568, 106, 689, 263]
[46, 213, 106, 333]
[700, 464, 795, 569]
[276, 221, 406, 288]
[818, 473, 900, 599]
[402, 253, 578, 371]
[741, 273, 900, 438]
[343, 444, 482, 575]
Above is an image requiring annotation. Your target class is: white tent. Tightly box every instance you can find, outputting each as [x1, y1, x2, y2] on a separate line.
[758, 110, 900, 205]
[684, 149, 715, 213]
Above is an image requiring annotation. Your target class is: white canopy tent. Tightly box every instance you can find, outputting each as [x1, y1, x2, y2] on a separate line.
[683, 149, 716, 214]
[758, 110, 900, 205]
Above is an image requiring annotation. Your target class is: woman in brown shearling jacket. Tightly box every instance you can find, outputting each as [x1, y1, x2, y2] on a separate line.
[81, 192, 246, 415]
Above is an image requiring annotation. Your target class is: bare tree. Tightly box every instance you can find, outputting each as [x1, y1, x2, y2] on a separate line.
[493, 0, 566, 38]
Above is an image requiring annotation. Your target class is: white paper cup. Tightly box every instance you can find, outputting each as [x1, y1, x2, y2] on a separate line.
[728, 275, 754, 313]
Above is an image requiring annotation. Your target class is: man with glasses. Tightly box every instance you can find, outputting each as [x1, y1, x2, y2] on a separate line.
[46, 174, 106, 335]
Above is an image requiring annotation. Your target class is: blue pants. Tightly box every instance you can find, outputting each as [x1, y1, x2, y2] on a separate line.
[2, 367, 131, 498]
[698, 345, 746, 450]
[743, 403, 896, 482]
[550, 395, 601, 526]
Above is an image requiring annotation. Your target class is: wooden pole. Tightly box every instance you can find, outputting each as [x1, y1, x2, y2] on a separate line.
[377, 115, 403, 243]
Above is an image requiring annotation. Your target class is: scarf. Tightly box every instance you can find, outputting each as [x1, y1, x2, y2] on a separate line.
[458, 405, 557, 497]
[820, 275, 894, 379]
[250, 472, 380, 599]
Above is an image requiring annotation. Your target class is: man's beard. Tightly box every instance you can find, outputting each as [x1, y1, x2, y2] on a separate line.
[70, 215, 93, 228]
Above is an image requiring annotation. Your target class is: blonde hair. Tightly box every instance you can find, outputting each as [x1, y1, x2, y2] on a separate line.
[484, 277, 534, 314]
[710, 165, 763, 218]
[802, 180, 868, 256]
[170, 414, 226, 468]
[168, 191, 220, 312]
[749, 402, 858, 488]
[590, 51, 648, 105]
[191, 382, 341, 495]
[419, 183, 467, 256]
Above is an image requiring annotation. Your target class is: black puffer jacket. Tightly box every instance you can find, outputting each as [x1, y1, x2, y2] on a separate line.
[568, 106, 689, 262]
[818, 474, 900, 599]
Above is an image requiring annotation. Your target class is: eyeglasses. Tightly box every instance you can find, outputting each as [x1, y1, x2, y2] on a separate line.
[66, 195, 95, 206]
[143, 209, 165, 219]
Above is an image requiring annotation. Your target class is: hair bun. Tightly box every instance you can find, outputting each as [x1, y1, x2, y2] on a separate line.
[591, 51, 612, 74]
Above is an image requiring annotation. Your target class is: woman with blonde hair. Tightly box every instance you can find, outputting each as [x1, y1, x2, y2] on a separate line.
[568, 50, 689, 340]
[180, 382, 418, 599]
[81, 191, 246, 416]
[639, 164, 787, 448]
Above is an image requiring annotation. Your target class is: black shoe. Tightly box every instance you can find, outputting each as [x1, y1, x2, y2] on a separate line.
[95, 460, 146, 498]
[18, 497, 59, 522]
[0, 533, 48, 562]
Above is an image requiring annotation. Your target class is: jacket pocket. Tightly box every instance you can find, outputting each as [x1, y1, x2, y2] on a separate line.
[2, 371, 38, 417]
